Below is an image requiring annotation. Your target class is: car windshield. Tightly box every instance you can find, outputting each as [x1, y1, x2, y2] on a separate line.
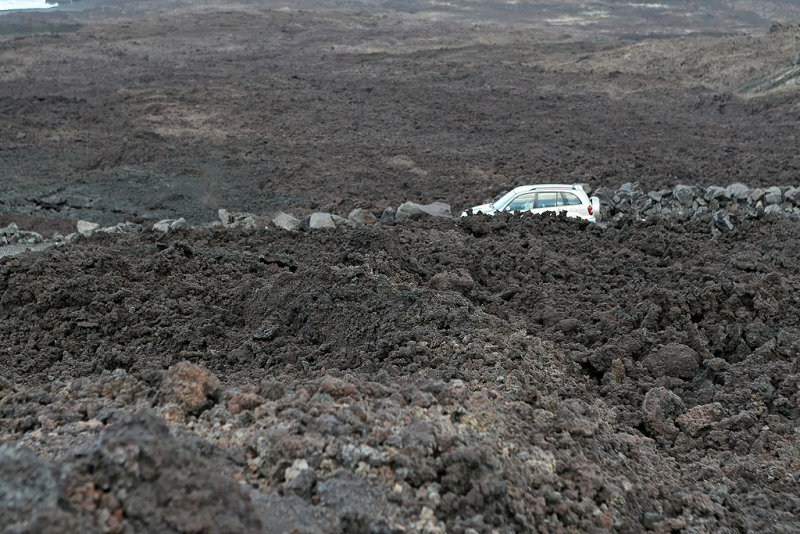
[492, 190, 517, 210]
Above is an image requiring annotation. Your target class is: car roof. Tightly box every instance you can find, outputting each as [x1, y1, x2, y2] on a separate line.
[510, 184, 585, 194]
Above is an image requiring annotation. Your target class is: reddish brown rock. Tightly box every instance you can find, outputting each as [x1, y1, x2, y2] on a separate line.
[642, 386, 685, 440]
[160, 361, 220, 415]
[228, 392, 266, 415]
[676, 402, 724, 437]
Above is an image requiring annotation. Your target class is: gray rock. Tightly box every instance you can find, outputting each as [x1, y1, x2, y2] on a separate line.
[331, 214, 348, 227]
[380, 207, 395, 223]
[647, 190, 664, 203]
[99, 222, 141, 234]
[170, 217, 188, 230]
[0, 444, 59, 530]
[272, 212, 301, 231]
[0, 222, 18, 236]
[153, 220, 173, 233]
[617, 182, 642, 196]
[713, 211, 734, 232]
[218, 208, 233, 227]
[726, 183, 750, 200]
[395, 201, 452, 220]
[643, 343, 699, 379]
[785, 187, 800, 205]
[748, 188, 764, 204]
[704, 186, 728, 202]
[673, 184, 695, 208]
[18, 231, 43, 244]
[76, 220, 100, 237]
[764, 186, 783, 205]
[347, 208, 377, 225]
[675, 403, 723, 437]
[305, 212, 336, 230]
[642, 386, 685, 439]
[764, 204, 783, 215]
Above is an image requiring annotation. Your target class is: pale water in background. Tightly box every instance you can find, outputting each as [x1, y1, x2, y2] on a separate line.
[0, 0, 57, 10]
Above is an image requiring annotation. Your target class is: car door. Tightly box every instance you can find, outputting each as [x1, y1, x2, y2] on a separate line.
[531, 191, 563, 216]
[503, 192, 538, 213]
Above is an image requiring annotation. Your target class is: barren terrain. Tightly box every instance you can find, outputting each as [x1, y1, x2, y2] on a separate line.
[1, 1, 800, 533]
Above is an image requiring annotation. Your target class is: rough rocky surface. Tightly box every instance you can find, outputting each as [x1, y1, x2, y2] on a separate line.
[2, 1, 800, 533]
[2, 213, 800, 533]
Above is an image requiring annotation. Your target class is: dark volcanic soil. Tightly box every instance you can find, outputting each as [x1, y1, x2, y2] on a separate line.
[2, 1, 800, 227]
[2, 1, 800, 533]
[2, 214, 800, 533]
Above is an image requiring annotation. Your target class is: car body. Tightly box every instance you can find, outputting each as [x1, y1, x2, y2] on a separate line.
[461, 184, 599, 222]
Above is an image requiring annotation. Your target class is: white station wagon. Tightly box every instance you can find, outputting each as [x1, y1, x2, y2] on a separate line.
[461, 184, 600, 223]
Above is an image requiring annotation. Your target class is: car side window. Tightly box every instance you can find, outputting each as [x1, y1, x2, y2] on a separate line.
[536, 192, 558, 208]
[562, 192, 582, 206]
[505, 192, 537, 211]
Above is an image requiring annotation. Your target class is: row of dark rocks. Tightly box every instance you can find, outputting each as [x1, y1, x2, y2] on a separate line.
[591, 182, 800, 222]
[1, 184, 798, 248]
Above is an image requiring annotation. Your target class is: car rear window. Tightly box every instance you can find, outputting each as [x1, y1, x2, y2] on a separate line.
[561, 192, 582, 206]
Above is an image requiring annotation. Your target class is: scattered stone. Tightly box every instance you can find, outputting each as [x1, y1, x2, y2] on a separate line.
[228, 392, 266, 415]
[272, 212, 302, 231]
[1, 222, 19, 237]
[676, 402, 723, 437]
[170, 217, 188, 230]
[764, 204, 783, 215]
[152, 220, 173, 233]
[749, 188, 764, 204]
[77, 220, 100, 237]
[642, 343, 699, 379]
[764, 186, 783, 205]
[347, 208, 377, 225]
[726, 183, 750, 200]
[704, 186, 727, 201]
[304, 212, 336, 230]
[673, 185, 694, 208]
[159, 361, 221, 416]
[429, 268, 474, 295]
[395, 201, 452, 220]
[618, 182, 642, 195]
[713, 210, 734, 231]
[642, 386, 685, 439]
[99, 222, 141, 234]
[218, 208, 234, 226]
[380, 207, 395, 223]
